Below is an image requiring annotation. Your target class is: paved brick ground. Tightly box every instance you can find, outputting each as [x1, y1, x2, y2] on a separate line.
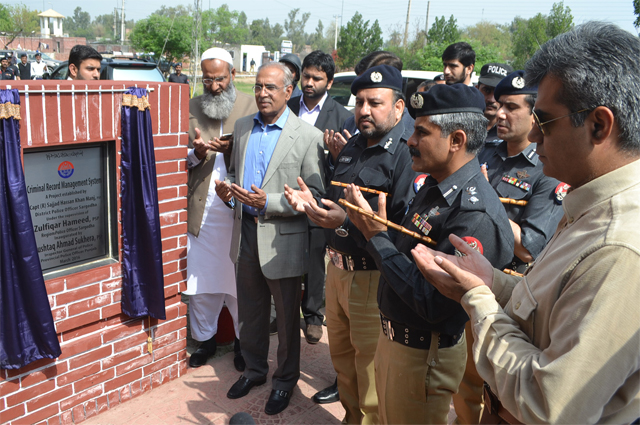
[83, 324, 344, 425]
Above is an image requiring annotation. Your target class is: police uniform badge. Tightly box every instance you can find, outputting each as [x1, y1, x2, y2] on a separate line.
[554, 182, 570, 204]
[410, 93, 424, 109]
[339, 156, 352, 163]
[411, 213, 432, 236]
[413, 174, 428, 193]
[502, 175, 531, 192]
[370, 72, 383, 83]
[516, 170, 530, 180]
[512, 76, 525, 89]
[455, 236, 484, 257]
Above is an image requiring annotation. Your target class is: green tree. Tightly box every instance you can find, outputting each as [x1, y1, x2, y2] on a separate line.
[309, 19, 333, 52]
[336, 12, 383, 69]
[200, 5, 250, 47]
[463, 21, 512, 62]
[427, 15, 460, 45]
[130, 13, 192, 62]
[284, 8, 310, 53]
[510, 2, 573, 68]
[64, 7, 93, 39]
[249, 18, 283, 52]
[635, 0, 640, 28]
[1, 4, 39, 47]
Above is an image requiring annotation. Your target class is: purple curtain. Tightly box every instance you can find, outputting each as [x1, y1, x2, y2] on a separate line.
[0, 88, 61, 369]
[120, 87, 166, 320]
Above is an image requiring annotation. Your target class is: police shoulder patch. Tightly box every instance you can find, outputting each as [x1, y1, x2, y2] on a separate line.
[455, 236, 484, 256]
[413, 173, 429, 193]
[554, 182, 570, 204]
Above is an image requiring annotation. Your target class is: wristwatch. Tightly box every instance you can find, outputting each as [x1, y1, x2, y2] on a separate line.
[335, 218, 349, 237]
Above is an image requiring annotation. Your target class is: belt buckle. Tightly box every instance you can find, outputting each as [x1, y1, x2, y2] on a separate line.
[346, 257, 355, 271]
[382, 318, 394, 341]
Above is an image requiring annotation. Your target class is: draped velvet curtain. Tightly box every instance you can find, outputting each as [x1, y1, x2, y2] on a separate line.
[120, 88, 166, 320]
[0, 88, 62, 369]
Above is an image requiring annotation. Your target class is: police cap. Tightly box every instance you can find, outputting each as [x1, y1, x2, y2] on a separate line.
[478, 62, 513, 87]
[350, 64, 403, 95]
[494, 70, 538, 101]
[409, 83, 485, 117]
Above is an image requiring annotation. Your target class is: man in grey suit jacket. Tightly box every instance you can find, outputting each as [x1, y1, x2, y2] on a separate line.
[286, 50, 353, 345]
[215, 62, 325, 415]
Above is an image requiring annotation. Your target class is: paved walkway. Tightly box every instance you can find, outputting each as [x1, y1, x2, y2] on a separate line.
[84, 325, 345, 425]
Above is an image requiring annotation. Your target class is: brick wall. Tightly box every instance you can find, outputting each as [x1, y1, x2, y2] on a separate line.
[0, 80, 190, 425]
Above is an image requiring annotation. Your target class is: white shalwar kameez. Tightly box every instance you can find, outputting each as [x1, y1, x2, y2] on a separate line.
[185, 151, 239, 342]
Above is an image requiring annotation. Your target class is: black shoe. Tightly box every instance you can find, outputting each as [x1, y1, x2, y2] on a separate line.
[227, 376, 266, 399]
[312, 379, 339, 404]
[265, 389, 292, 415]
[233, 338, 245, 372]
[188, 335, 217, 368]
[269, 318, 278, 335]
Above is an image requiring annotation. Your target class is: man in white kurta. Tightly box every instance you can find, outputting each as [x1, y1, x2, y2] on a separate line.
[186, 48, 258, 369]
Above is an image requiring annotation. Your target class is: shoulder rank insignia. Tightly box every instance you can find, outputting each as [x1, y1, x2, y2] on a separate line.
[554, 182, 570, 204]
[516, 170, 530, 179]
[414, 174, 428, 193]
[502, 175, 531, 192]
[339, 156, 352, 163]
[411, 213, 432, 236]
[455, 236, 484, 257]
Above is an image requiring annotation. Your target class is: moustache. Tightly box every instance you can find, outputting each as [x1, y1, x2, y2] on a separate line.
[409, 147, 421, 158]
[358, 117, 374, 125]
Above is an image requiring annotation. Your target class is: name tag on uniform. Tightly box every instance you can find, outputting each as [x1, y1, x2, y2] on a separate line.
[339, 156, 352, 163]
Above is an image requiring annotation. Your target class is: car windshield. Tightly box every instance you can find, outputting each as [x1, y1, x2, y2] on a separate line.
[112, 67, 164, 82]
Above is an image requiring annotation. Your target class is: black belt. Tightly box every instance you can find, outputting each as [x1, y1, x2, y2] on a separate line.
[326, 247, 376, 271]
[380, 314, 462, 350]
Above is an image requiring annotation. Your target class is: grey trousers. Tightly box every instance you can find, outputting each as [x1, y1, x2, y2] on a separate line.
[236, 216, 301, 391]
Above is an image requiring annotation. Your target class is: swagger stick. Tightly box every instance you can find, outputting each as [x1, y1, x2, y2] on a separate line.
[500, 197, 528, 206]
[502, 268, 524, 277]
[338, 199, 437, 246]
[331, 181, 388, 196]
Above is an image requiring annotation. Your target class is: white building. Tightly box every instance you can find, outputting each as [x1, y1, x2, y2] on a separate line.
[38, 9, 65, 38]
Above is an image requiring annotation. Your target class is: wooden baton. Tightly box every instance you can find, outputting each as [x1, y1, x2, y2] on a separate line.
[331, 181, 388, 196]
[500, 197, 528, 206]
[338, 199, 437, 246]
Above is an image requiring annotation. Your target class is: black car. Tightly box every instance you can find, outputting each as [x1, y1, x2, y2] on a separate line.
[48, 58, 164, 82]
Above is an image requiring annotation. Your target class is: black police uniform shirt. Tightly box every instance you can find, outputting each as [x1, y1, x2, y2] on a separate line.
[366, 157, 514, 336]
[168, 73, 189, 84]
[478, 141, 564, 264]
[484, 125, 501, 147]
[1, 66, 17, 80]
[325, 121, 418, 264]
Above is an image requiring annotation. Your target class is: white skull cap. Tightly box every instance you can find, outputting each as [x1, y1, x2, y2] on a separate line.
[201, 48, 234, 66]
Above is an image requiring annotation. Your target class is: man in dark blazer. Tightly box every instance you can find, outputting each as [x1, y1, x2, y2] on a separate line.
[215, 62, 325, 415]
[287, 50, 352, 345]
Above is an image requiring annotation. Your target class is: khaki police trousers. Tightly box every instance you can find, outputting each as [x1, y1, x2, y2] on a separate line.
[452, 321, 485, 424]
[325, 262, 381, 424]
[375, 328, 467, 424]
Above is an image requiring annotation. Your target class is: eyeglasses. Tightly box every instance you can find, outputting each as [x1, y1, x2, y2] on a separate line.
[202, 76, 227, 85]
[252, 84, 286, 94]
[532, 108, 590, 136]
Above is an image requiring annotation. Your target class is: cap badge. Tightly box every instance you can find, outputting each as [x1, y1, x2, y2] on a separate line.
[512, 76, 525, 89]
[410, 93, 424, 109]
[370, 72, 383, 83]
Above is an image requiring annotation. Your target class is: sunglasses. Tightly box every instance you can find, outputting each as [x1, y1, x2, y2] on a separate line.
[532, 108, 591, 136]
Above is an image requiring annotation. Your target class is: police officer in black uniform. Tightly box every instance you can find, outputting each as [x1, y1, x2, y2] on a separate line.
[285, 64, 417, 423]
[344, 84, 514, 424]
[479, 70, 565, 273]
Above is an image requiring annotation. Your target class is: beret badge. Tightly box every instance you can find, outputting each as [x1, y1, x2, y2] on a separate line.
[410, 93, 424, 109]
[512, 76, 525, 89]
[370, 72, 383, 83]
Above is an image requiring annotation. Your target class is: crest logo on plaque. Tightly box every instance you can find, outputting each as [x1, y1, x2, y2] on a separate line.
[58, 161, 75, 178]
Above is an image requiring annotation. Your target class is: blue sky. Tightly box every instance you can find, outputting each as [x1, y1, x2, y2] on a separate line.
[7, 0, 638, 38]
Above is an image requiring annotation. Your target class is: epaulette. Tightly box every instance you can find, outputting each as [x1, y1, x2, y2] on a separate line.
[460, 180, 487, 212]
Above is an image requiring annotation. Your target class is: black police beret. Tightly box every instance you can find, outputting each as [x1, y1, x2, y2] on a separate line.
[494, 70, 537, 101]
[350, 64, 403, 95]
[409, 83, 485, 117]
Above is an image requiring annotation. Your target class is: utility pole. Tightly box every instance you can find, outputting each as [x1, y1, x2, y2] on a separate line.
[190, 0, 202, 96]
[120, 0, 125, 48]
[424, 0, 430, 47]
[333, 15, 340, 51]
[403, 0, 412, 49]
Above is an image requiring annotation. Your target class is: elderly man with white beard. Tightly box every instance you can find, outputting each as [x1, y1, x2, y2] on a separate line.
[186, 47, 259, 369]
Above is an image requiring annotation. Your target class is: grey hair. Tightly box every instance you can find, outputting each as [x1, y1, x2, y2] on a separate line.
[429, 113, 489, 155]
[525, 21, 640, 153]
[257, 62, 294, 90]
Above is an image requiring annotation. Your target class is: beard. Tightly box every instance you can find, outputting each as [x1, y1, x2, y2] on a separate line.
[201, 81, 237, 120]
[358, 113, 397, 141]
